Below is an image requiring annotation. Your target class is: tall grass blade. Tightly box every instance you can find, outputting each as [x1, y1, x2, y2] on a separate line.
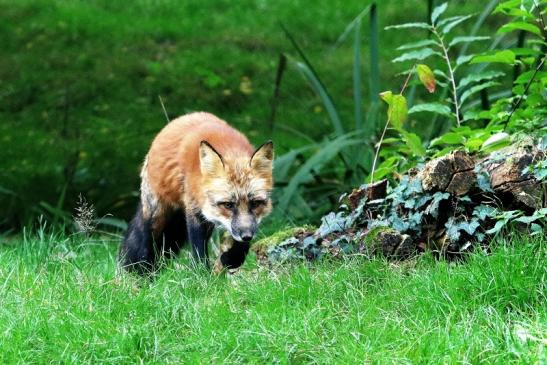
[53, 181, 69, 227]
[0, 185, 16, 196]
[331, 5, 372, 51]
[273, 145, 315, 182]
[96, 217, 128, 231]
[38, 201, 71, 225]
[277, 134, 362, 212]
[281, 23, 345, 136]
[353, 19, 363, 131]
[460, 0, 498, 55]
[268, 53, 287, 133]
[368, 3, 380, 133]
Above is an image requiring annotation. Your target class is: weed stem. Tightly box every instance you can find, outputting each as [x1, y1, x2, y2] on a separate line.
[370, 65, 415, 183]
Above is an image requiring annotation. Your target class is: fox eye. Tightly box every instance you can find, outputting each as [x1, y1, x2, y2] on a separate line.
[250, 199, 266, 209]
[218, 201, 235, 209]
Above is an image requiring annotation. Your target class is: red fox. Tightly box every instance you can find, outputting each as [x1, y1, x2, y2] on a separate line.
[119, 112, 274, 274]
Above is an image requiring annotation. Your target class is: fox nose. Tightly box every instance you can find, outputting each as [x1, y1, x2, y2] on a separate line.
[240, 232, 254, 242]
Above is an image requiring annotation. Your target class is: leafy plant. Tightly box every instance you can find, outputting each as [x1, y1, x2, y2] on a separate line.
[387, 2, 505, 127]
[387, 0, 546, 159]
[369, 64, 433, 183]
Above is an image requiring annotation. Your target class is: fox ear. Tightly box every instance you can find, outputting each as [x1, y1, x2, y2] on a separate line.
[250, 140, 274, 174]
[200, 141, 224, 176]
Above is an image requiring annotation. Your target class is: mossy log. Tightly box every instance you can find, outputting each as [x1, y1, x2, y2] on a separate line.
[254, 142, 546, 265]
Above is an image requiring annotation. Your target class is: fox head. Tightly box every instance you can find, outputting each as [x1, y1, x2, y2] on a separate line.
[199, 140, 274, 242]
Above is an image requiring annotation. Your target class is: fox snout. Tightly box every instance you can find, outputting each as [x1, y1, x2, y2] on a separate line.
[231, 214, 257, 242]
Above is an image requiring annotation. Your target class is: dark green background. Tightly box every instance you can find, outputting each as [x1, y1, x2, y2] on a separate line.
[0, 0, 499, 230]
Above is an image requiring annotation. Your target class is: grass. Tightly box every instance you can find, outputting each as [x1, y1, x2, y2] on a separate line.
[0, 229, 545, 363]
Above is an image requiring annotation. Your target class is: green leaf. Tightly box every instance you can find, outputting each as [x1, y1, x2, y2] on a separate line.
[458, 71, 505, 89]
[485, 220, 507, 235]
[400, 130, 425, 156]
[495, 2, 535, 18]
[433, 69, 449, 80]
[430, 132, 465, 146]
[465, 138, 486, 151]
[485, 210, 522, 235]
[495, 0, 527, 14]
[372, 156, 400, 180]
[481, 132, 510, 152]
[456, 54, 475, 66]
[387, 95, 408, 129]
[498, 21, 541, 36]
[381, 137, 400, 144]
[514, 70, 547, 84]
[448, 36, 490, 47]
[385, 22, 431, 30]
[515, 215, 540, 224]
[397, 39, 439, 50]
[408, 102, 452, 116]
[416, 64, 436, 93]
[470, 50, 516, 64]
[425, 192, 451, 218]
[460, 81, 499, 104]
[392, 48, 440, 63]
[512, 48, 543, 57]
[379, 90, 393, 104]
[445, 217, 480, 242]
[531, 223, 543, 234]
[431, 2, 448, 24]
[439, 14, 474, 34]
[473, 205, 496, 220]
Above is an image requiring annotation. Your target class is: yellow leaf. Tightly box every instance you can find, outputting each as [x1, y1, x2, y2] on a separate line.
[416, 64, 436, 93]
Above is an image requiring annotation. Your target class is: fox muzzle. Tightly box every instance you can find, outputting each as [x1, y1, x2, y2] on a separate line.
[231, 214, 257, 242]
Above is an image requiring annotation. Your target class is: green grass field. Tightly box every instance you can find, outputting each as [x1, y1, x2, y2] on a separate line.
[0, 230, 545, 363]
[1, 1, 544, 363]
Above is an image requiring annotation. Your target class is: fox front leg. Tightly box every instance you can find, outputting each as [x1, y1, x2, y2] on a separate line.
[213, 236, 251, 274]
[186, 213, 214, 268]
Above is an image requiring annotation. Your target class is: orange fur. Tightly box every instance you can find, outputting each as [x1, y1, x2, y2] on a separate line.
[146, 112, 253, 208]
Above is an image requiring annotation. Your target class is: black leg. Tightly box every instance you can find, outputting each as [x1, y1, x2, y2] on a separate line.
[186, 213, 213, 267]
[119, 202, 155, 274]
[160, 209, 188, 258]
[219, 241, 251, 269]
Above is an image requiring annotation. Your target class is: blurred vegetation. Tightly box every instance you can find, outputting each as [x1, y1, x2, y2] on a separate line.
[0, 0, 542, 232]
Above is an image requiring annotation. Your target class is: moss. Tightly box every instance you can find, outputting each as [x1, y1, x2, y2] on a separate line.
[252, 225, 315, 256]
[363, 226, 397, 250]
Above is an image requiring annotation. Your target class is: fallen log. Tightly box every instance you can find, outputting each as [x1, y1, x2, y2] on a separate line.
[253, 141, 546, 264]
